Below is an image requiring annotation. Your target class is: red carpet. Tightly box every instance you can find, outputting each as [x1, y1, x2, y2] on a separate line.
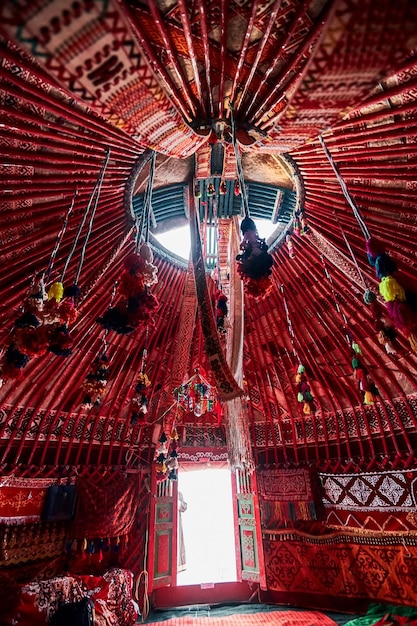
[145, 610, 338, 625]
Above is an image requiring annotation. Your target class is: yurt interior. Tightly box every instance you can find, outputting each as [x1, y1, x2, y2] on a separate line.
[1, 1, 417, 625]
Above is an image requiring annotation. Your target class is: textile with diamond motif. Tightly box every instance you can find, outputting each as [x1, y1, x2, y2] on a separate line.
[319, 470, 417, 531]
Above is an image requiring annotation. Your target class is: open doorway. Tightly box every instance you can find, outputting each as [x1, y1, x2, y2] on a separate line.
[177, 466, 237, 586]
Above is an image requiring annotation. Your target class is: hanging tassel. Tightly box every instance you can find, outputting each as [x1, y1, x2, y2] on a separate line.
[408, 331, 417, 354]
[379, 276, 406, 302]
[47, 282, 64, 302]
[364, 391, 376, 405]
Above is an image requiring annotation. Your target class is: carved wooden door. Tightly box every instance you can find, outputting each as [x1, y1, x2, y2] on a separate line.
[148, 471, 178, 592]
[232, 467, 266, 589]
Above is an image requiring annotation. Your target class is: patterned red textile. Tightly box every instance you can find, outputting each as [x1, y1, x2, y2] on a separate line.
[258, 469, 316, 524]
[71, 476, 139, 539]
[10, 568, 138, 626]
[189, 193, 243, 401]
[143, 611, 337, 626]
[0, 477, 56, 524]
[264, 529, 417, 606]
[319, 469, 417, 531]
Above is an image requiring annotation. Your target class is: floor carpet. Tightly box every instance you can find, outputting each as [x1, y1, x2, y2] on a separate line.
[141, 609, 339, 625]
[143, 604, 357, 625]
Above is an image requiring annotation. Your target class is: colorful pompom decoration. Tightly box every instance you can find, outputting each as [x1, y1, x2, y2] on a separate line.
[215, 290, 229, 335]
[98, 244, 159, 335]
[349, 335, 379, 405]
[130, 370, 152, 425]
[366, 237, 417, 353]
[295, 364, 315, 415]
[236, 216, 273, 299]
[81, 353, 110, 408]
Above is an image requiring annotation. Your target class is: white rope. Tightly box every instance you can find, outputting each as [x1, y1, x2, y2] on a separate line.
[319, 135, 371, 240]
[61, 148, 110, 283]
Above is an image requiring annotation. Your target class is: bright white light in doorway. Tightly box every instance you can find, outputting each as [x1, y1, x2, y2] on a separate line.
[177, 467, 237, 586]
[153, 219, 277, 262]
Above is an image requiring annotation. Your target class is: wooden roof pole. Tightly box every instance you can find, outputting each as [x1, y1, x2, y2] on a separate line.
[147, 0, 198, 119]
[227, 0, 259, 113]
[245, 0, 311, 121]
[196, 0, 214, 119]
[177, 0, 207, 119]
[234, 0, 283, 116]
[256, 1, 335, 130]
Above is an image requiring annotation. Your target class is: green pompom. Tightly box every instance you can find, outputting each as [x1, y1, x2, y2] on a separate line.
[352, 357, 360, 369]
[297, 392, 304, 402]
[297, 364, 305, 374]
[352, 342, 361, 354]
[305, 391, 313, 402]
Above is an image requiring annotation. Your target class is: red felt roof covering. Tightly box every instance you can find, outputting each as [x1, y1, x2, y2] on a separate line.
[0, 0, 417, 474]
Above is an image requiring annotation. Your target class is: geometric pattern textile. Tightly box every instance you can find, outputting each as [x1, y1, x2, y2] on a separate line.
[264, 529, 417, 607]
[0, 1, 205, 158]
[258, 469, 313, 501]
[142, 611, 338, 626]
[319, 470, 417, 531]
[70, 475, 139, 539]
[258, 469, 316, 525]
[189, 192, 243, 400]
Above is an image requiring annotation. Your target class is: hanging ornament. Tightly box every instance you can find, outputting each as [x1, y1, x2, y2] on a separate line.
[366, 237, 417, 353]
[219, 180, 227, 195]
[81, 353, 110, 408]
[173, 367, 220, 420]
[349, 334, 380, 405]
[194, 182, 201, 198]
[286, 234, 295, 259]
[215, 290, 229, 335]
[295, 364, 316, 415]
[233, 179, 240, 196]
[98, 154, 159, 335]
[207, 182, 215, 196]
[97, 245, 159, 334]
[236, 216, 273, 299]
[130, 371, 152, 425]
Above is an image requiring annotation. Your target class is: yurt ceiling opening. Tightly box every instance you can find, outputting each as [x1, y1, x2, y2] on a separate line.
[1, 0, 417, 616]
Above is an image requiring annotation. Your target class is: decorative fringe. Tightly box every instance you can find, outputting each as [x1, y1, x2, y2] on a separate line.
[224, 397, 255, 473]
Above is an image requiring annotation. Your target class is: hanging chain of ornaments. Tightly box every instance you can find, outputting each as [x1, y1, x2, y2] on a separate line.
[295, 364, 316, 415]
[236, 216, 273, 299]
[286, 208, 310, 259]
[366, 237, 417, 353]
[81, 281, 117, 409]
[349, 335, 379, 405]
[97, 242, 159, 335]
[81, 352, 110, 409]
[155, 428, 180, 482]
[0, 149, 110, 384]
[130, 332, 152, 426]
[0, 198, 77, 383]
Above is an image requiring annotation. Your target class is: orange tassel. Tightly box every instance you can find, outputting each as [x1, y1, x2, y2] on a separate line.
[408, 331, 417, 354]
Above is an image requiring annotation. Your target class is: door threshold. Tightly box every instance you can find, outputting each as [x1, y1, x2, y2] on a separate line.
[154, 581, 259, 609]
